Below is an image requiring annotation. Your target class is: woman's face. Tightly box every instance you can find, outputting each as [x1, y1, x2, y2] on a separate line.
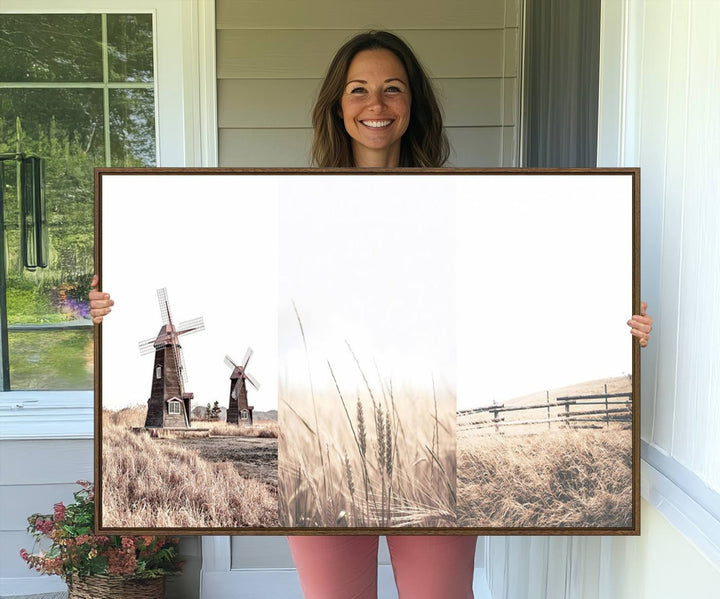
[340, 48, 411, 167]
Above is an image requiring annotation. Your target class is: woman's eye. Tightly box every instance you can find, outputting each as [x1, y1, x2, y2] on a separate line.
[385, 86, 402, 93]
[349, 87, 367, 94]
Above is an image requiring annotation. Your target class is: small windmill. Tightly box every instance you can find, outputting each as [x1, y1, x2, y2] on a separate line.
[225, 348, 260, 426]
[138, 288, 205, 429]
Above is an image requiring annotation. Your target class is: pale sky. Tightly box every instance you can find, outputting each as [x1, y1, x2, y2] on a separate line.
[278, 176, 456, 399]
[101, 175, 279, 412]
[100, 173, 633, 413]
[456, 175, 632, 407]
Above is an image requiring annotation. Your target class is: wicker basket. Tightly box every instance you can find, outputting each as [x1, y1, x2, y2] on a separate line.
[67, 575, 165, 599]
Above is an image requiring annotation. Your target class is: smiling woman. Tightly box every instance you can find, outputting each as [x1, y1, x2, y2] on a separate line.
[340, 49, 412, 167]
[311, 30, 448, 168]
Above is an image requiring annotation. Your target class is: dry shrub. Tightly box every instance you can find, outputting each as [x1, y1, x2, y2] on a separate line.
[202, 420, 279, 438]
[103, 406, 146, 428]
[102, 421, 277, 528]
[457, 429, 632, 528]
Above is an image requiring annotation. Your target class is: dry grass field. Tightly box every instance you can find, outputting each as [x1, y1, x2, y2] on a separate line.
[101, 408, 278, 528]
[457, 377, 633, 529]
[457, 428, 632, 528]
[279, 379, 456, 529]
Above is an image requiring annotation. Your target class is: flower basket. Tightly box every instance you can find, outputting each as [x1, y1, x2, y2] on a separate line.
[67, 575, 165, 599]
[20, 482, 181, 596]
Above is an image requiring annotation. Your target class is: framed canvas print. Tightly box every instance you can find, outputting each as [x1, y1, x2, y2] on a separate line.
[95, 168, 640, 535]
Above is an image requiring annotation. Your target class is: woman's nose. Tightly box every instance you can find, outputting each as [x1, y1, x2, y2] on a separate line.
[366, 89, 385, 110]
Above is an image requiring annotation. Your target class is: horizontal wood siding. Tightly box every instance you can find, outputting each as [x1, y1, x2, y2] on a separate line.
[218, 30, 513, 79]
[0, 439, 93, 580]
[217, 0, 521, 168]
[217, 0, 515, 30]
[219, 78, 516, 128]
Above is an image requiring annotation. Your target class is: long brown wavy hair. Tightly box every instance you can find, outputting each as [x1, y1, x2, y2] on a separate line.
[311, 31, 449, 167]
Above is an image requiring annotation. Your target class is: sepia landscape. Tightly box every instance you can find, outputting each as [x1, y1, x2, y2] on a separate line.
[457, 376, 632, 528]
[101, 406, 278, 528]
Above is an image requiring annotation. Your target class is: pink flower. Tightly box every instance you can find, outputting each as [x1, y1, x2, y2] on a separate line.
[34, 518, 54, 534]
[121, 537, 135, 549]
[53, 502, 66, 522]
[19, 548, 29, 562]
[107, 548, 137, 576]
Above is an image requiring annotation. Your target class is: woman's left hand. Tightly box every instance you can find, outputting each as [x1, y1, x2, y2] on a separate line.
[628, 301, 653, 347]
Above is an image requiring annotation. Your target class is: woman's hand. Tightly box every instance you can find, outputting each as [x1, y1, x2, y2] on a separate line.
[89, 274, 114, 324]
[628, 301, 652, 347]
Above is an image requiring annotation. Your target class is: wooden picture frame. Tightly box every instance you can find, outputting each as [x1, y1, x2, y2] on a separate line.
[95, 168, 640, 536]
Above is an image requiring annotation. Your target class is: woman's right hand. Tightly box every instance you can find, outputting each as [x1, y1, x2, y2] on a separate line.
[89, 274, 114, 324]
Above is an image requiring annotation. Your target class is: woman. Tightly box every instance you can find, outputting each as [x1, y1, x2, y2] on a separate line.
[90, 30, 653, 599]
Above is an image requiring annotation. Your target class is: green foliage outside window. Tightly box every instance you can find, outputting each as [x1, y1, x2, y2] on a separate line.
[0, 13, 156, 389]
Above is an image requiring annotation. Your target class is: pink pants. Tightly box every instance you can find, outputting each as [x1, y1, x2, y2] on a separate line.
[288, 536, 477, 599]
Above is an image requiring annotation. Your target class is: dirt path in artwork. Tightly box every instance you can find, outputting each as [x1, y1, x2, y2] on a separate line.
[156, 436, 278, 488]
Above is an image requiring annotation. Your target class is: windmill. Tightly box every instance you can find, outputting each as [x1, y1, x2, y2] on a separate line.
[138, 288, 205, 429]
[225, 347, 260, 426]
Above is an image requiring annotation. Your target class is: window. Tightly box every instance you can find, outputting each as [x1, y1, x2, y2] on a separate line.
[156, 365, 162, 379]
[0, 13, 156, 390]
[240, 409, 248, 420]
[168, 401, 180, 415]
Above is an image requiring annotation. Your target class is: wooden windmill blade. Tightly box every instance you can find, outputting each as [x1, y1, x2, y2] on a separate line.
[244, 370, 261, 391]
[157, 288, 173, 325]
[224, 354, 238, 370]
[241, 347, 253, 369]
[176, 345, 189, 382]
[231, 379, 241, 399]
[178, 316, 205, 336]
[138, 336, 157, 355]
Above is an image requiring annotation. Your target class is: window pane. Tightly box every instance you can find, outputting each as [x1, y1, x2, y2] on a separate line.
[1, 88, 103, 285]
[0, 13, 157, 391]
[0, 14, 102, 82]
[8, 329, 93, 390]
[107, 14, 154, 82]
[110, 88, 156, 166]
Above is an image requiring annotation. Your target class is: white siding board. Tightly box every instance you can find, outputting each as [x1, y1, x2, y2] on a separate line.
[637, 0, 673, 450]
[230, 536, 295, 569]
[219, 78, 513, 129]
[219, 129, 313, 167]
[525, 537, 550, 599]
[545, 537, 570, 598]
[503, 77, 517, 126]
[446, 127, 504, 167]
[217, 30, 508, 79]
[505, 0, 521, 28]
[506, 538, 530, 599]
[0, 483, 81, 530]
[218, 79, 320, 128]
[503, 28, 519, 77]
[439, 79, 506, 126]
[502, 124, 518, 166]
[217, 0, 508, 30]
[0, 532, 46, 578]
[673, 4, 720, 485]
[0, 440, 93, 485]
[650, 0, 688, 449]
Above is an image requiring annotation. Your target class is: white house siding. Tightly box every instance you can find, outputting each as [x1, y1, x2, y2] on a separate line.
[484, 0, 720, 597]
[0, 438, 93, 595]
[216, 0, 522, 167]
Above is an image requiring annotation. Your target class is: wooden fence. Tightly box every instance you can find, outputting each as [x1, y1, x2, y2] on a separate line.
[458, 387, 632, 433]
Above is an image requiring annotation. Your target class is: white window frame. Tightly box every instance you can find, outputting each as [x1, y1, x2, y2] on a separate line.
[168, 401, 181, 415]
[0, 0, 217, 443]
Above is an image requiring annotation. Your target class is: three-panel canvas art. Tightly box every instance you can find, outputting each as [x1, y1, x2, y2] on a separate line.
[95, 169, 640, 535]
